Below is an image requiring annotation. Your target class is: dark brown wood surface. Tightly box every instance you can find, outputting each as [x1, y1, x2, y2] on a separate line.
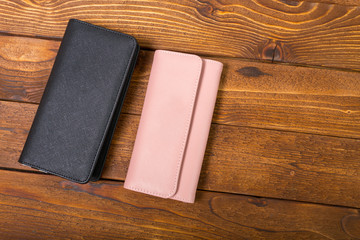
[1, 0, 360, 239]
[0, 0, 360, 70]
[298, 0, 360, 6]
[1, 170, 359, 240]
[1, 35, 359, 138]
[2, 98, 360, 208]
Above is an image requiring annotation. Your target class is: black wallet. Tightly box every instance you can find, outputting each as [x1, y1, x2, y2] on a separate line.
[18, 19, 139, 183]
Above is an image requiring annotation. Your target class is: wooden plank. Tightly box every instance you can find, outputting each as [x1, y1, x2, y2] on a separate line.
[0, 1, 359, 70]
[1, 100, 360, 208]
[1, 35, 360, 138]
[298, 0, 360, 6]
[0, 170, 359, 239]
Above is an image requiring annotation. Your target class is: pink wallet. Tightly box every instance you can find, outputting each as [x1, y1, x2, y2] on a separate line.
[124, 50, 223, 203]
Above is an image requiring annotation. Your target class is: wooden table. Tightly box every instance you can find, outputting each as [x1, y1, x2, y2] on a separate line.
[1, 0, 360, 239]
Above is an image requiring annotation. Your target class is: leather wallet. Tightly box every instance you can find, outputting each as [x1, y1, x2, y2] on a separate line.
[124, 50, 223, 203]
[18, 19, 139, 183]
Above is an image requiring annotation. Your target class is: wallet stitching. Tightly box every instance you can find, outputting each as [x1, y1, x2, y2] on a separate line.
[126, 50, 202, 198]
[125, 186, 190, 202]
[171, 195, 192, 203]
[171, 51, 201, 197]
[21, 19, 138, 183]
[203, 58, 223, 66]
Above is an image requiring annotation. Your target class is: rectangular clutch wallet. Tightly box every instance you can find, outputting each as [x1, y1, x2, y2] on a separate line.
[18, 19, 139, 183]
[124, 50, 223, 203]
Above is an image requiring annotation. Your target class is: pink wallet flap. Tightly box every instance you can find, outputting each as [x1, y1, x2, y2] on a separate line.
[124, 50, 223, 203]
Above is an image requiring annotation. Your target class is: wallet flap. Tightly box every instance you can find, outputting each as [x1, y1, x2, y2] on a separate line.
[169, 59, 223, 203]
[124, 50, 202, 197]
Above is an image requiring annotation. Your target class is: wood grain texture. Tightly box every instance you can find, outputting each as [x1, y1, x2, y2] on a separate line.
[300, 0, 360, 6]
[0, 0, 359, 69]
[0, 35, 59, 103]
[1, 35, 360, 138]
[1, 0, 360, 238]
[0, 170, 359, 240]
[1, 100, 360, 208]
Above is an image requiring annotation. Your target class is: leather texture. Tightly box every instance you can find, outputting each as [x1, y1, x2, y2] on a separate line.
[124, 50, 223, 203]
[18, 19, 139, 183]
